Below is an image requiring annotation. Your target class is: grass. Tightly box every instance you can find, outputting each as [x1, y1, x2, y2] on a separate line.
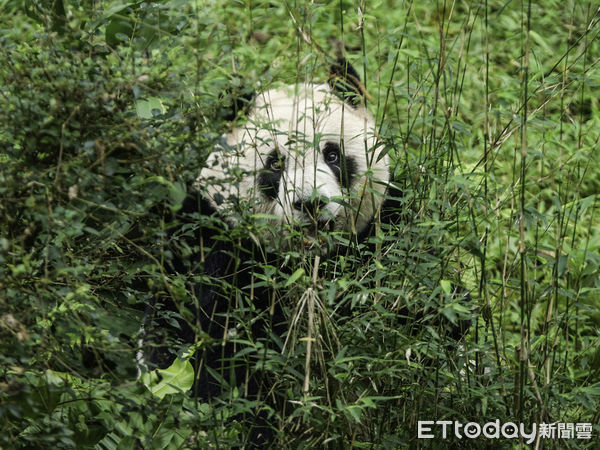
[0, 0, 598, 448]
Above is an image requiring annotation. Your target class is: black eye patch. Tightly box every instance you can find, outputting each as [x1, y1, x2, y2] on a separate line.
[257, 150, 284, 200]
[323, 142, 355, 189]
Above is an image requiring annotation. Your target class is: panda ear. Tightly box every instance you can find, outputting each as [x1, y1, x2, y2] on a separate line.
[328, 57, 366, 107]
[219, 75, 256, 122]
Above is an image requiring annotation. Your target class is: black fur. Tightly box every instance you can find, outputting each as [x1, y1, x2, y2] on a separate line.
[328, 57, 365, 107]
[142, 193, 285, 401]
[141, 191, 289, 445]
[219, 74, 256, 122]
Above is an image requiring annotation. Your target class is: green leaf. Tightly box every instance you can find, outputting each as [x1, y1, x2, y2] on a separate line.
[141, 357, 194, 399]
[103, 3, 135, 19]
[105, 17, 133, 46]
[284, 268, 305, 287]
[135, 97, 166, 119]
[440, 279, 452, 295]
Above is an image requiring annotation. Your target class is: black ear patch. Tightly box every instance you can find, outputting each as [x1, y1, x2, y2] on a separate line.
[328, 58, 366, 107]
[219, 75, 256, 122]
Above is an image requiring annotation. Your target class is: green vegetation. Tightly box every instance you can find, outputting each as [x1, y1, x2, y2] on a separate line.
[1, 0, 598, 448]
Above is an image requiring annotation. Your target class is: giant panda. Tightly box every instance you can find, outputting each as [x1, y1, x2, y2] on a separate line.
[138, 59, 472, 443]
[198, 67, 389, 252]
[138, 59, 394, 439]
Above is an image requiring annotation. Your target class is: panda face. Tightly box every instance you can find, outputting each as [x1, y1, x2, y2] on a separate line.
[197, 83, 389, 248]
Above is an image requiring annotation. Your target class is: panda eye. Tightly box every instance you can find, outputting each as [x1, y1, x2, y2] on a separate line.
[325, 148, 339, 164]
[268, 158, 283, 172]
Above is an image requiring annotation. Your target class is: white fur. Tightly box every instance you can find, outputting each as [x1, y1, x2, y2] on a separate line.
[196, 83, 389, 244]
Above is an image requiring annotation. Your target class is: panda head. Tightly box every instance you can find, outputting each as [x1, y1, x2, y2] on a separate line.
[197, 64, 390, 251]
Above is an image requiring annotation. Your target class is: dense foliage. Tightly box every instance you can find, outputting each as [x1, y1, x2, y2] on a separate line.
[1, 0, 598, 448]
